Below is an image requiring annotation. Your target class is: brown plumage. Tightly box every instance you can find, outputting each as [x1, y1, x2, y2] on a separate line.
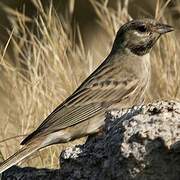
[0, 18, 174, 173]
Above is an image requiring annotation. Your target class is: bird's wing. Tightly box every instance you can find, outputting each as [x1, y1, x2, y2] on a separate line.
[22, 79, 138, 144]
[21, 57, 139, 145]
[41, 80, 138, 128]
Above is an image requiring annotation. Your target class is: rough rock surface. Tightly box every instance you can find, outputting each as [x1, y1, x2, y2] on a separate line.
[2, 101, 180, 180]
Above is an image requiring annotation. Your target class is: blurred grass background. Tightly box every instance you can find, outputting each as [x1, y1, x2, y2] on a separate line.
[0, 0, 179, 168]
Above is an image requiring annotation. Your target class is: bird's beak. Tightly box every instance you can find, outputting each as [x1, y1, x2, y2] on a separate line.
[155, 23, 174, 34]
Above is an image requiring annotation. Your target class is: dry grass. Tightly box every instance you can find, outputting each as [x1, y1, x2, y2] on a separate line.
[0, 0, 179, 168]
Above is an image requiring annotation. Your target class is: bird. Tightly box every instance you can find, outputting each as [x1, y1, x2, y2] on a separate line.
[0, 18, 174, 173]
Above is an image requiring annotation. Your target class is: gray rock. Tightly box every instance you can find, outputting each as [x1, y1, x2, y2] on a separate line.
[2, 101, 180, 180]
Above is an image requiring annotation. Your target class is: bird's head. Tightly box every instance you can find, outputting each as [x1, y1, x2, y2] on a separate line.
[112, 19, 174, 56]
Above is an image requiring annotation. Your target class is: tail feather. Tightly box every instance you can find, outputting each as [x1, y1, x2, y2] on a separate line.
[0, 144, 40, 174]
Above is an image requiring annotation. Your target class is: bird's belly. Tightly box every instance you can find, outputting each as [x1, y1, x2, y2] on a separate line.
[41, 114, 105, 146]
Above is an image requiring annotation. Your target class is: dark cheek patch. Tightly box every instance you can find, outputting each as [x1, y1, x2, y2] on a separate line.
[128, 37, 158, 56]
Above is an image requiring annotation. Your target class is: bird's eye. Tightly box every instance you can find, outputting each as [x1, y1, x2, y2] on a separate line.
[137, 25, 148, 33]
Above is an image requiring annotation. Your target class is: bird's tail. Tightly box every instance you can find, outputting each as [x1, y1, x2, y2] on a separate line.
[0, 143, 40, 174]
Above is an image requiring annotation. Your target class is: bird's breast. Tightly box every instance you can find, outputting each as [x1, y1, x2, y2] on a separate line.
[134, 53, 151, 105]
[141, 53, 151, 88]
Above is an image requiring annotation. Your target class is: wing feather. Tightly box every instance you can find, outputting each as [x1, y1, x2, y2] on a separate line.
[36, 79, 138, 133]
[21, 56, 139, 145]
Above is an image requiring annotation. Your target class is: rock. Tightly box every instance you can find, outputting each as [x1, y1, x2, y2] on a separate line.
[2, 101, 180, 180]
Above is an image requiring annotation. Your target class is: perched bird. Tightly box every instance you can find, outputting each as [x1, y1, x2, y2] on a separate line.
[0, 19, 173, 173]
